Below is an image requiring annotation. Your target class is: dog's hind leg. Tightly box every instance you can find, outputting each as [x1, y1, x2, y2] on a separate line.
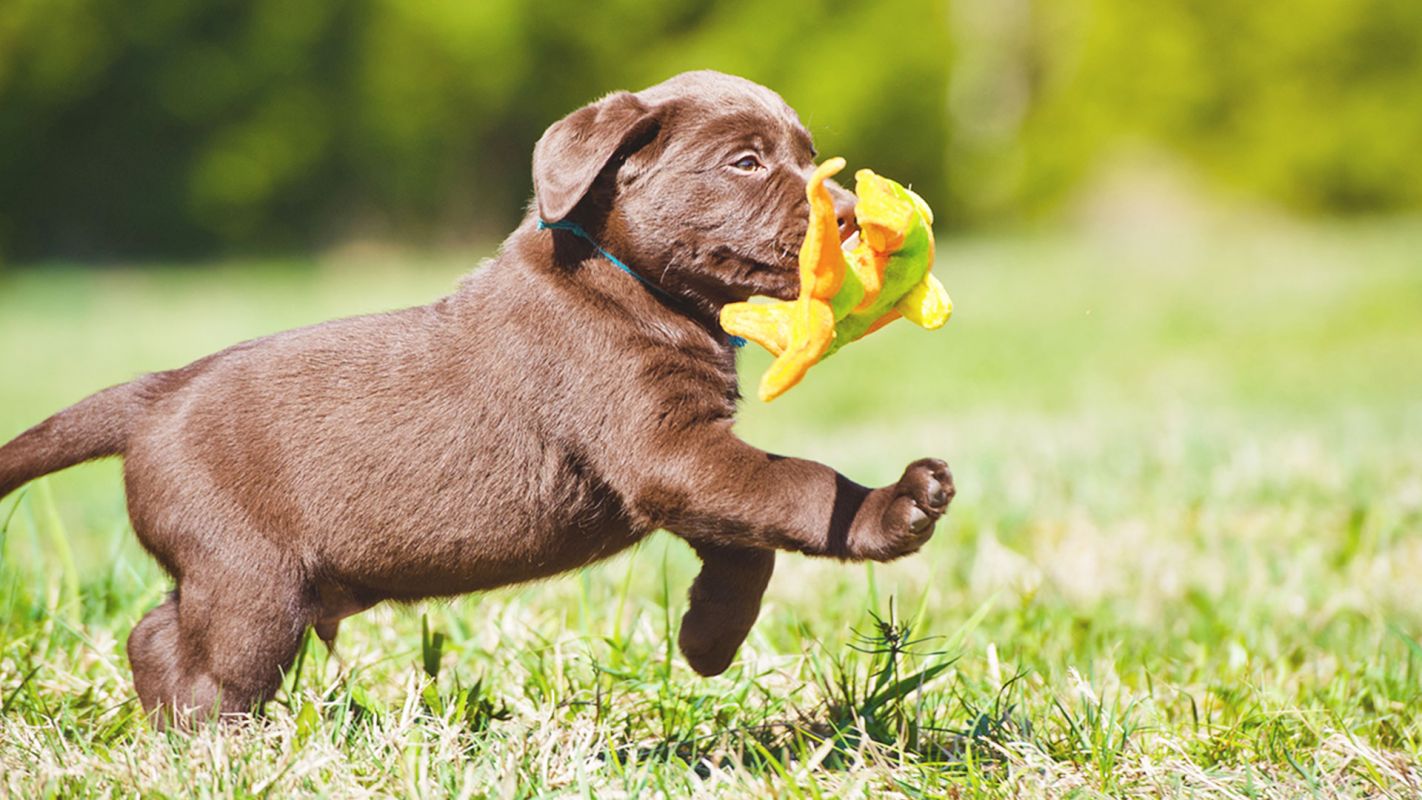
[127, 593, 183, 717]
[676, 542, 774, 676]
[127, 554, 310, 726]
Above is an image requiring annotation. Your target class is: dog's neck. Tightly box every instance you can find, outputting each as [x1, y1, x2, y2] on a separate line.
[505, 221, 743, 354]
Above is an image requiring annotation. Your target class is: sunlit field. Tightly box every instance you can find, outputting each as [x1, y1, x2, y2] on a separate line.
[2, 218, 1420, 797]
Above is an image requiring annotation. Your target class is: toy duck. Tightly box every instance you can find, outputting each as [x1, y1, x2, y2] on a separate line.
[720, 157, 952, 401]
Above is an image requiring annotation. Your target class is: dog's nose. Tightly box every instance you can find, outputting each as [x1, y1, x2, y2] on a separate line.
[830, 183, 858, 243]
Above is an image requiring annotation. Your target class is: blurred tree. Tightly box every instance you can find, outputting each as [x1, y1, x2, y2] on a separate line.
[0, 0, 1418, 262]
[950, 0, 1422, 222]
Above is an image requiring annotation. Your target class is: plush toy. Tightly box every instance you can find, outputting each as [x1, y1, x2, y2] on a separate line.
[721, 157, 952, 401]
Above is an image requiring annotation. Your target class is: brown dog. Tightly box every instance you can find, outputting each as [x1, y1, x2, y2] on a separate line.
[0, 71, 953, 723]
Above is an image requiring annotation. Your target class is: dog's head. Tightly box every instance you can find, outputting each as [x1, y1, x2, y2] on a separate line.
[532, 70, 856, 308]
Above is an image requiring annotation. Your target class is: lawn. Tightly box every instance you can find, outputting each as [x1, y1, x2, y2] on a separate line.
[1, 218, 1420, 797]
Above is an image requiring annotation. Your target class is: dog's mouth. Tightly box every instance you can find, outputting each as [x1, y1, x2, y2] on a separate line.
[712, 246, 800, 301]
[730, 225, 856, 302]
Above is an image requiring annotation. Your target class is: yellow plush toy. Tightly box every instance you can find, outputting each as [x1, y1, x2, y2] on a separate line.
[721, 158, 952, 401]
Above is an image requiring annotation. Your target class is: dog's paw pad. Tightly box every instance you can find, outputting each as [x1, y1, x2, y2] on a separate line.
[901, 458, 954, 516]
[860, 458, 954, 561]
[907, 504, 931, 533]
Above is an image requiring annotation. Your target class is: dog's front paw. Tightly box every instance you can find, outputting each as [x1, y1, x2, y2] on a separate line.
[851, 458, 954, 561]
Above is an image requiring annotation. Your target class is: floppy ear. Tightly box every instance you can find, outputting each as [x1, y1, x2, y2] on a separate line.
[532, 91, 660, 223]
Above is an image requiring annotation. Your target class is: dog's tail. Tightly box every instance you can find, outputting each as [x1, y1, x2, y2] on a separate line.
[0, 380, 148, 501]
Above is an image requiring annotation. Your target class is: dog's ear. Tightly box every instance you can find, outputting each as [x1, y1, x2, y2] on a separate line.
[532, 91, 660, 223]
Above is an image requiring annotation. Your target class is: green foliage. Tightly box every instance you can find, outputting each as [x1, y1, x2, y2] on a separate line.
[2, 0, 1418, 261]
[976, 0, 1422, 221]
[0, 0, 948, 260]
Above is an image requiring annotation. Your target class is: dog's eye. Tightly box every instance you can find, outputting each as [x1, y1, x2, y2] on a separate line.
[730, 155, 764, 172]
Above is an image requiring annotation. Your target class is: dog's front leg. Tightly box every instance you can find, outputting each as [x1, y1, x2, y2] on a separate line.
[676, 542, 774, 676]
[638, 424, 954, 561]
[639, 427, 951, 674]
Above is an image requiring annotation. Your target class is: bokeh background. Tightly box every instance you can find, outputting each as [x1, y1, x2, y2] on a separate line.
[3, 0, 1422, 261]
[2, 2, 1421, 796]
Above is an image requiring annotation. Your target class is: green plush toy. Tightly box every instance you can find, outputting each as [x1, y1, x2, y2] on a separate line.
[720, 157, 952, 401]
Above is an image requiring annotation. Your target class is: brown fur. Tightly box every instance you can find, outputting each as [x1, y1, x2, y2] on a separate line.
[0, 71, 953, 725]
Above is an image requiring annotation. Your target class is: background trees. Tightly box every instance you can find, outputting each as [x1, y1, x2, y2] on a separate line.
[1, 0, 1418, 261]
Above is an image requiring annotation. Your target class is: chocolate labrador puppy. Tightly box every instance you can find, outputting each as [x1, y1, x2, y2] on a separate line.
[0, 70, 953, 722]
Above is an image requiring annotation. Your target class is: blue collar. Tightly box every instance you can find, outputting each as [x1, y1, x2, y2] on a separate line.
[537, 218, 745, 348]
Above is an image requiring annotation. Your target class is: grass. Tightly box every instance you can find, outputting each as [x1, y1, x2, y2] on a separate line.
[1, 216, 1420, 797]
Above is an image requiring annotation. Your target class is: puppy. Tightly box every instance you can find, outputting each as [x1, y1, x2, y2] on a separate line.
[0, 71, 953, 722]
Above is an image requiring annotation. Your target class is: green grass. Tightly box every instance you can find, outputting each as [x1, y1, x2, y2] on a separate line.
[1, 218, 1420, 797]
